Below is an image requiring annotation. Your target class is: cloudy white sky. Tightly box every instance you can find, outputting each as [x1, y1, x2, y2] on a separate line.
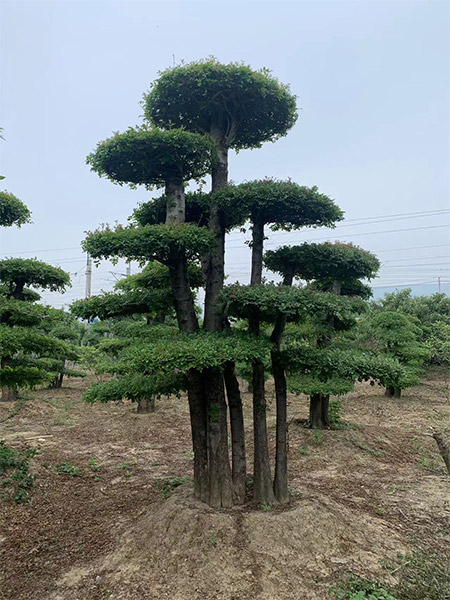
[1, 0, 449, 307]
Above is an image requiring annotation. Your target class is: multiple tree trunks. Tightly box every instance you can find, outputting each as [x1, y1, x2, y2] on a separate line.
[136, 397, 155, 414]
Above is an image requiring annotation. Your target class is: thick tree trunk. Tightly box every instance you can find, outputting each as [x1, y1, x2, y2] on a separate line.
[204, 367, 233, 508]
[271, 350, 289, 503]
[309, 393, 325, 429]
[136, 397, 155, 414]
[270, 276, 292, 504]
[165, 177, 185, 225]
[1, 386, 18, 402]
[187, 370, 209, 502]
[252, 359, 277, 504]
[168, 247, 199, 334]
[250, 217, 264, 286]
[223, 361, 246, 504]
[320, 394, 330, 426]
[385, 386, 401, 398]
[203, 140, 227, 332]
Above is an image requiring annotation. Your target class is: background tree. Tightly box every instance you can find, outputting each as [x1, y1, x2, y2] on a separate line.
[0, 191, 31, 228]
[0, 258, 71, 401]
[365, 311, 430, 398]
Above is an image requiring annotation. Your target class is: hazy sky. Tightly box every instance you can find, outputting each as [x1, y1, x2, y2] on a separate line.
[1, 0, 449, 307]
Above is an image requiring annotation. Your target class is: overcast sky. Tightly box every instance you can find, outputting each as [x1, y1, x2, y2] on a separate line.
[1, 0, 449, 307]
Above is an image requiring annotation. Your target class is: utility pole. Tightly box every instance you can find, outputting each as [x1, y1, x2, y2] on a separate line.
[85, 253, 92, 299]
[438, 276, 441, 293]
[126, 261, 131, 277]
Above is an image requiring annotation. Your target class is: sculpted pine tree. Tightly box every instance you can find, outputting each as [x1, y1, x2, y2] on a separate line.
[144, 60, 298, 505]
[216, 180, 342, 502]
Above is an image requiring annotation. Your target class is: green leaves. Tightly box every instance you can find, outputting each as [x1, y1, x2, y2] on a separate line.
[0, 191, 31, 228]
[86, 126, 214, 188]
[0, 258, 70, 293]
[264, 242, 380, 284]
[213, 180, 343, 231]
[83, 223, 214, 264]
[83, 372, 186, 404]
[115, 331, 271, 375]
[144, 58, 298, 150]
[222, 283, 365, 326]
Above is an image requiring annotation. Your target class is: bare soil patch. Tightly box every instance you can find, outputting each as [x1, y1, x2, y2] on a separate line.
[1, 370, 449, 600]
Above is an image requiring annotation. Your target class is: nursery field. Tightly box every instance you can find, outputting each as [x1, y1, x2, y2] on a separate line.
[0, 369, 449, 600]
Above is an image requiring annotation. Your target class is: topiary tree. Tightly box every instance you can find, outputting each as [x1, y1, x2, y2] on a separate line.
[0, 191, 31, 228]
[367, 311, 430, 397]
[216, 180, 342, 502]
[264, 242, 380, 429]
[0, 258, 71, 401]
[83, 61, 299, 508]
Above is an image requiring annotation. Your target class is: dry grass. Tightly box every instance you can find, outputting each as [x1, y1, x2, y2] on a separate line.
[0, 368, 449, 600]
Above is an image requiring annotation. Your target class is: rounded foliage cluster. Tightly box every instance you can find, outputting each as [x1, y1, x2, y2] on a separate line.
[264, 242, 380, 283]
[144, 58, 298, 149]
[214, 180, 343, 230]
[0, 191, 31, 228]
[0, 258, 71, 293]
[86, 126, 214, 187]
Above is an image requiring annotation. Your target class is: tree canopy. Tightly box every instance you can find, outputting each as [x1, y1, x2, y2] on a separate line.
[144, 58, 298, 149]
[264, 242, 380, 285]
[213, 180, 343, 230]
[86, 126, 214, 187]
[0, 191, 31, 228]
[0, 258, 71, 297]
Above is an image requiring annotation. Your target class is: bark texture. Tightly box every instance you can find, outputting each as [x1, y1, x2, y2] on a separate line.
[252, 359, 276, 504]
[187, 370, 209, 502]
[224, 361, 247, 503]
[205, 367, 233, 508]
[309, 393, 326, 429]
[271, 349, 289, 503]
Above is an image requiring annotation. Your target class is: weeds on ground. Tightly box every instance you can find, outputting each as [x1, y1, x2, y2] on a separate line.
[88, 457, 101, 472]
[156, 475, 189, 498]
[311, 429, 323, 445]
[7, 393, 30, 420]
[329, 574, 397, 599]
[0, 441, 37, 503]
[121, 462, 133, 477]
[388, 549, 450, 600]
[55, 461, 81, 477]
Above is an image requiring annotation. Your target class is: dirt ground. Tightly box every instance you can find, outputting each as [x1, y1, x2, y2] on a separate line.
[1, 369, 449, 600]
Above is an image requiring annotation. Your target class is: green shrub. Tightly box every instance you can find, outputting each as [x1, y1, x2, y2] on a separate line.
[0, 441, 37, 503]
